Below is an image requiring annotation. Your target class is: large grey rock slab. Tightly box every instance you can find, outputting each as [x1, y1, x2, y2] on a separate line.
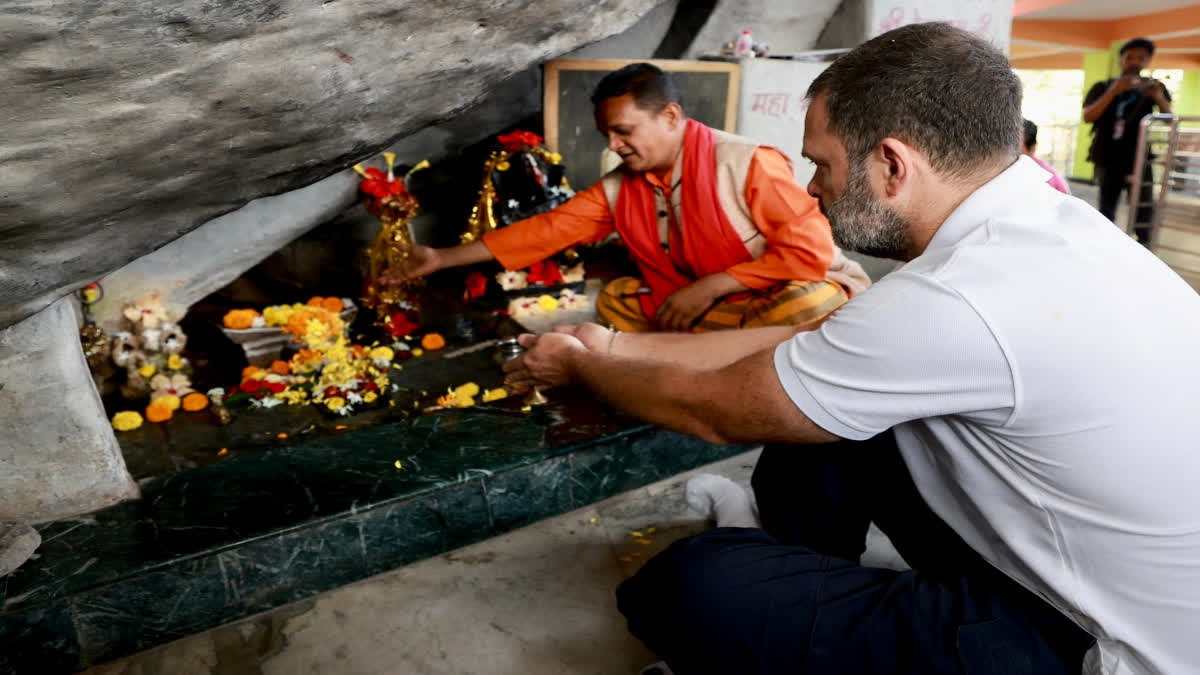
[683, 0, 843, 58]
[0, 0, 669, 331]
[0, 298, 138, 524]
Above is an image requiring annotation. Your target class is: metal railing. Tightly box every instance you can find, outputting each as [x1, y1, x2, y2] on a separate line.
[1129, 114, 1200, 291]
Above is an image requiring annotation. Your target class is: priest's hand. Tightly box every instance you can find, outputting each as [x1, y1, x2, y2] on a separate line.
[656, 276, 732, 331]
[379, 245, 442, 285]
[502, 333, 586, 389]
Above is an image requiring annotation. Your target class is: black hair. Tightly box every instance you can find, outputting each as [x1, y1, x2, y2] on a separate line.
[1120, 38, 1155, 56]
[590, 63, 682, 111]
[808, 23, 1022, 179]
[1023, 119, 1038, 150]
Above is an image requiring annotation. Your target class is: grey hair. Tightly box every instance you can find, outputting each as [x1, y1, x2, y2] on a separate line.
[807, 22, 1022, 179]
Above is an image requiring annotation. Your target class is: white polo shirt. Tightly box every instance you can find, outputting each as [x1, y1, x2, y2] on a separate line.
[774, 156, 1200, 674]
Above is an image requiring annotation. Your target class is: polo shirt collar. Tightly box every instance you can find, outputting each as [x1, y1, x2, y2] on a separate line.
[925, 155, 1053, 251]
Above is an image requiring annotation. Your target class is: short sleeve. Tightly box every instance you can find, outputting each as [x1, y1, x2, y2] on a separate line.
[772, 272, 1015, 440]
[1083, 81, 1108, 107]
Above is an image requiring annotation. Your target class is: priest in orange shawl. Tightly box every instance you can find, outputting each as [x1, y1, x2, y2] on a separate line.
[384, 63, 869, 333]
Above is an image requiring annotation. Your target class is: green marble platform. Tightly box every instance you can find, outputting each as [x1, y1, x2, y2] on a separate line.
[1, 353, 746, 672]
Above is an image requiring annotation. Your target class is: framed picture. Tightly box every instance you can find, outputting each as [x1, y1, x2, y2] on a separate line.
[543, 58, 741, 191]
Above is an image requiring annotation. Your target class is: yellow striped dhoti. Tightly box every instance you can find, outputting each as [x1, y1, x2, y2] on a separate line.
[595, 276, 848, 333]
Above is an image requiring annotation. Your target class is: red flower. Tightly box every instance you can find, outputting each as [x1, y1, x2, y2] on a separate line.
[323, 386, 343, 399]
[359, 167, 406, 201]
[385, 311, 419, 338]
[497, 130, 543, 152]
[526, 260, 564, 286]
[240, 379, 263, 393]
[263, 381, 286, 394]
[464, 271, 488, 300]
[361, 381, 380, 393]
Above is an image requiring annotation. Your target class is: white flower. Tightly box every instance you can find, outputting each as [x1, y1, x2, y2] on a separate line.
[260, 397, 283, 409]
[346, 391, 364, 405]
[139, 328, 162, 352]
[496, 270, 528, 291]
[251, 316, 266, 328]
[561, 262, 586, 283]
[506, 198, 520, 209]
[508, 297, 545, 318]
[391, 341, 411, 351]
[206, 387, 225, 403]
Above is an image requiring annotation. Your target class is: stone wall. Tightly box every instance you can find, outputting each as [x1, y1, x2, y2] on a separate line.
[0, 298, 138, 523]
[0, 0, 674, 332]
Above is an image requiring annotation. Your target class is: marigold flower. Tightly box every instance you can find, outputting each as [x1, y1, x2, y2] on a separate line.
[537, 294, 559, 312]
[222, 309, 261, 330]
[182, 392, 209, 412]
[242, 366, 261, 379]
[270, 360, 291, 375]
[363, 391, 379, 404]
[167, 354, 184, 371]
[307, 296, 325, 308]
[421, 333, 446, 351]
[152, 394, 181, 411]
[321, 297, 344, 313]
[138, 364, 157, 378]
[454, 382, 481, 398]
[111, 411, 144, 431]
[325, 396, 347, 412]
[145, 400, 174, 423]
[482, 388, 508, 402]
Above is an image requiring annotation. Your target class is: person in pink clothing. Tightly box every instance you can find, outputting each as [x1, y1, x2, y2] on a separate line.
[1023, 119, 1072, 195]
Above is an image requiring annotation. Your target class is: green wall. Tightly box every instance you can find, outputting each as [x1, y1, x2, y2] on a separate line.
[1072, 43, 1122, 180]
[1176, 70, 1200, 117]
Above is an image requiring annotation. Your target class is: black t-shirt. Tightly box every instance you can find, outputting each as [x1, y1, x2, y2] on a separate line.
[1084, 78, 1171, 169]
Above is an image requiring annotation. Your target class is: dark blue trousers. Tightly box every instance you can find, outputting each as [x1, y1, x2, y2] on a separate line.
[616, 432, 1096, 674]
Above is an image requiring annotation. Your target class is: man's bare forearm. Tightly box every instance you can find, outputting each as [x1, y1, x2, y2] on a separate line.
[608, 324, 803, 370]
[563, 347, 839, 445]
[442, 240, 495, 268]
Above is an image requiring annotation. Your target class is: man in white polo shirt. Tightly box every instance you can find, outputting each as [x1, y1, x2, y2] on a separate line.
[504, 23, 1200, 675]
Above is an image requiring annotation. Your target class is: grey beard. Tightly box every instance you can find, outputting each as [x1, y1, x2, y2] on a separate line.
[824, 164, 913, 260]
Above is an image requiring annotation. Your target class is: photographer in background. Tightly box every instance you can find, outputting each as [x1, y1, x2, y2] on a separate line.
[1083, 37, 1172, 246]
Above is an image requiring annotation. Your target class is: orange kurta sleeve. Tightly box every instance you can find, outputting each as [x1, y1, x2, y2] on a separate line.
[481, 181, 615, 271]
[724, 147, 835, 290]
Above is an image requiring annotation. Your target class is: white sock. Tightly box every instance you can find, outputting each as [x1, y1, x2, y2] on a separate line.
[684, 473, 761, 528]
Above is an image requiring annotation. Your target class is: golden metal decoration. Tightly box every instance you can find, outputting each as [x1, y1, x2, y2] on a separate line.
[356, 155, 431, 320]
[362, 189, 423, 319]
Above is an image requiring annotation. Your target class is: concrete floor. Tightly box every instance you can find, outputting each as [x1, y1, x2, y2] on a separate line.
[85, 448, 904, 675]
